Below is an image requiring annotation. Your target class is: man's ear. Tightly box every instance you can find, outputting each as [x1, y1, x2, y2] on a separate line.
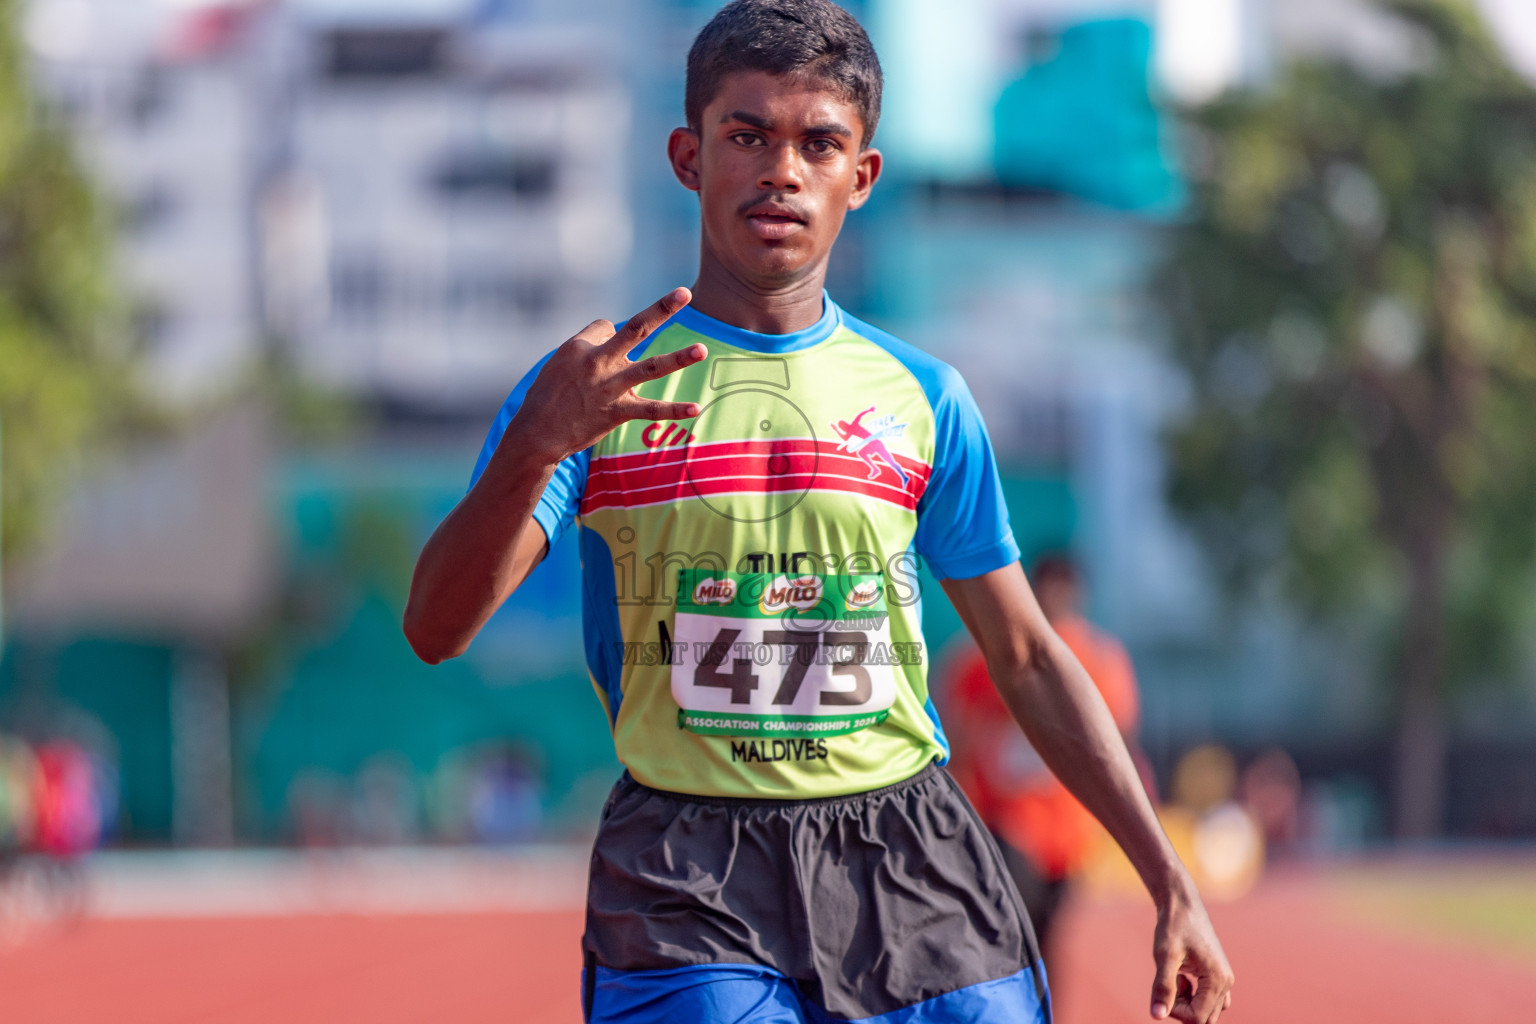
[847, 146, 882, 211]
[669, 127, 702, 192]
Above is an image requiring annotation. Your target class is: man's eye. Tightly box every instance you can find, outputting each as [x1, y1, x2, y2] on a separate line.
[807, 139, 837, 155]
[731, 133, 764, 147]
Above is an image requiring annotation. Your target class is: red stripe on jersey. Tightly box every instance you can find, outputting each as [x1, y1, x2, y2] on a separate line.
[594, 437, 929, 478]
[580, 438, 930, 515]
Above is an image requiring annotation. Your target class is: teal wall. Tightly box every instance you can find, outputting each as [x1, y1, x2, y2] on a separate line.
[237, 452, 615, 839]
[0, 637, 174, 841]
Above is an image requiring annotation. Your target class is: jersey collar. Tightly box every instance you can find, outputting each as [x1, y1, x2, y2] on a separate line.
[671, 291, 841, 354]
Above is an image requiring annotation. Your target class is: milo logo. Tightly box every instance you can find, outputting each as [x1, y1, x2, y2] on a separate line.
[692, 577, 738, 605]
[844, 579, 881, 611]
[759, 574, 824, 615]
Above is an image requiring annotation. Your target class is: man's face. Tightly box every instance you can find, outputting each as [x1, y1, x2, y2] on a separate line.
[669, 70, 881, 289]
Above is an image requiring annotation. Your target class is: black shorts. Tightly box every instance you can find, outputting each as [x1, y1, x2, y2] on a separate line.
[582, 761, 1051, 1023]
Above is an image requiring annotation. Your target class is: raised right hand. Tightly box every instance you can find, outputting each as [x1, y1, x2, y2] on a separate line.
[509, 288, 707, 464]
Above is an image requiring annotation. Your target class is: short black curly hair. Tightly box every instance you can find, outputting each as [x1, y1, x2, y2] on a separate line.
[685, 0, 883, 148]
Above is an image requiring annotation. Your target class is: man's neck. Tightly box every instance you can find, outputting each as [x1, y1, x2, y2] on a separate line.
[689, 246, 828, 335]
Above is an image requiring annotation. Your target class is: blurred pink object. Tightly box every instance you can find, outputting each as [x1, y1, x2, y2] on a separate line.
[160, 2, 256, 62]
[1242, 747, 1302, 855]
[33, 742, 103, 857]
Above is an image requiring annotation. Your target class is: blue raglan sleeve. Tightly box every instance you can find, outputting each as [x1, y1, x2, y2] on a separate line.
[913, 366, 1020, 579]
[468, 349, 589, 552]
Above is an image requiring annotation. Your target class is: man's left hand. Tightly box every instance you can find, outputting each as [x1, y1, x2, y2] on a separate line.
[1150, 889, 1235, 1024]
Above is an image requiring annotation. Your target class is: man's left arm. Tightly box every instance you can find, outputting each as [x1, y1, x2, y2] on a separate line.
[941, 563, 1235, 1024]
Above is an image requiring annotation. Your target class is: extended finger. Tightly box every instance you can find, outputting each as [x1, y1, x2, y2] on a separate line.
[617, 397, 702, 422]
[606, 287, 691, 355]
[619, 343, 708, 388]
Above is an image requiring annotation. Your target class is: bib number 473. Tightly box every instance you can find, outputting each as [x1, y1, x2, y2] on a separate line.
[695, 627, 871, 706]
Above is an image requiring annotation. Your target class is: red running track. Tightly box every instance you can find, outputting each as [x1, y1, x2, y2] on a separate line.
[3, 869, 1533, 1022]
[0, 911, 588, 1024]
[1051, 870, 1536, 1023]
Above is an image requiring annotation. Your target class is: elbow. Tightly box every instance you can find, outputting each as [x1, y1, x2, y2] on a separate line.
[408, 638, 449, 666]
[988, 632, 1055, 697]
[402, 604, 466, 665]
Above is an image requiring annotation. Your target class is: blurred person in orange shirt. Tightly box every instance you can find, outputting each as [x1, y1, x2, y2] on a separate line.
[943, 553, 1147, 968]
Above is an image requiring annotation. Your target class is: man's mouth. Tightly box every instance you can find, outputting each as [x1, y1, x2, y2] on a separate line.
[745, 207, 807, 241]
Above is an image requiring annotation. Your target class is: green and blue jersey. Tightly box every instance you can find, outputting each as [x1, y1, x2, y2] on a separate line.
[471, 296, 1019, 798]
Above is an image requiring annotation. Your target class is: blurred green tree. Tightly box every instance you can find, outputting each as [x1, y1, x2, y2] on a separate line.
[1155, 0, 1536, 838]
[0, 0, 134, 560]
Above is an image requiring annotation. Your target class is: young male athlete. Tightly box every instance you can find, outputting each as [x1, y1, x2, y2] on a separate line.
[404, 2, 1233, 1022]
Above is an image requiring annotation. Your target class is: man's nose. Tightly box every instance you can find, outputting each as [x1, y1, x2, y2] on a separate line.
[758, 143, 803, 192]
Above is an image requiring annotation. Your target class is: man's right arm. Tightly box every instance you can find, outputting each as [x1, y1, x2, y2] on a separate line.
[403, 445, 559, 664]
[402, 288, 705, 664]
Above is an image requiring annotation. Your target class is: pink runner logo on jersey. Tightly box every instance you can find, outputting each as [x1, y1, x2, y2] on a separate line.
[831, 406, 910, 486]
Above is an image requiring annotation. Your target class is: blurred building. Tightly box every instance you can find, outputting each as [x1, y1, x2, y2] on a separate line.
[25, 0, 264, 403]
[271, 4, 632, 408]
[23, 0, 632, 411]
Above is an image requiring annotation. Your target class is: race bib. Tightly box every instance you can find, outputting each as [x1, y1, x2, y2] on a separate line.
[671, 569, 904, 737]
